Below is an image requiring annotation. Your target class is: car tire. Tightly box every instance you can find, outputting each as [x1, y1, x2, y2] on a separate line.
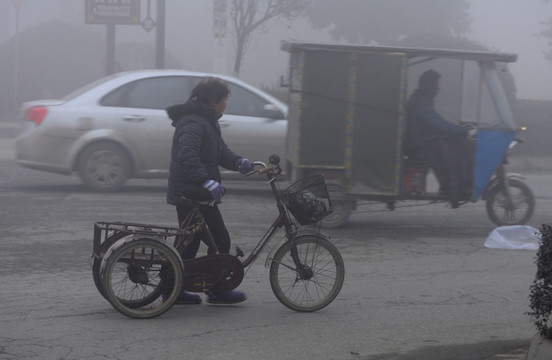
[77, 142, 132, 192]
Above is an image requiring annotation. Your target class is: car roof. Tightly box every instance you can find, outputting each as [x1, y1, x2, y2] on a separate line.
[104, 69, 288, 109]
[109, 69, 265, 91]
[61, 69, 287, 112]
[112, 69, 244, 81]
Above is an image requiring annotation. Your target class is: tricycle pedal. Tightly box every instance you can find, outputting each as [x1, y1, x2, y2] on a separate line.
[235, 245, 244, 258]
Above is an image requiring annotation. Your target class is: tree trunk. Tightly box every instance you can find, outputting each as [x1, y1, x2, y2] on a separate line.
[233, 35, 245, 76]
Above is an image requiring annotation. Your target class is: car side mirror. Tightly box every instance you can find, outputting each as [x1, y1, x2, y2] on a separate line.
[262, 104, 285, 120]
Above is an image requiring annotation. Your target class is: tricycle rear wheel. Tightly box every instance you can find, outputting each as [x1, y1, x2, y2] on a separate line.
[92, 232, 130, 300]
[485, 179, 535, 226]
[101, 238, 183, 319]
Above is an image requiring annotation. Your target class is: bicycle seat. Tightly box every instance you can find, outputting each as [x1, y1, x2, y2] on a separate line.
[178, 184, 220, 204]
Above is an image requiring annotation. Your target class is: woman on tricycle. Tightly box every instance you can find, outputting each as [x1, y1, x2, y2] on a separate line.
[165, 77, 255, 305]
[404, 69, 476, 208]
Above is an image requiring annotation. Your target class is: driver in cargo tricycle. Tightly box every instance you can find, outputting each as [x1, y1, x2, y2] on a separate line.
[404, 69, 477, 208]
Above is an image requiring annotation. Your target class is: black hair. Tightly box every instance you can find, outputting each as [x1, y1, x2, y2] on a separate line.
[418, 70, 441, 90]
[189, 77, 231, 106]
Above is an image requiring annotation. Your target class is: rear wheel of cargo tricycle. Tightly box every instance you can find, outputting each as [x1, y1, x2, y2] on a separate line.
[321, 183, 353, 228]
[485, 179, 535, 226]
[101, 238, 184, 319]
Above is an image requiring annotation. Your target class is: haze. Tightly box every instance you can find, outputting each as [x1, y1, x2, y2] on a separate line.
[1, 0, 551, 101]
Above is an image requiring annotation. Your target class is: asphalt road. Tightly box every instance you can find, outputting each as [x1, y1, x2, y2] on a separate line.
[1, 132, 552, 359]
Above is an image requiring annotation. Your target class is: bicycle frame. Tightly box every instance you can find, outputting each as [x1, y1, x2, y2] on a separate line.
[92, 157, 321, 282]
[215, 160, 305, 269]
[92, 165, 299, 270]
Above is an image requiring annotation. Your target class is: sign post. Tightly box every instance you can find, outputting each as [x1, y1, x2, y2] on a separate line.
[155, 0, 165, 69]
[85, 0, 140, 75]
[12, 0, 22, 111]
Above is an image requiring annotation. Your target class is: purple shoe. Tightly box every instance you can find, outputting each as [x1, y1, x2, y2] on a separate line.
[163, 291, 202, 305]
[207, 290, 247, 304]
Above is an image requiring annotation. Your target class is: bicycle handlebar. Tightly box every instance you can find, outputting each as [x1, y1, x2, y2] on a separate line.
[242, 155, 282, 183]
[243, 160, 277, 176]
[258, 165, 277, 174]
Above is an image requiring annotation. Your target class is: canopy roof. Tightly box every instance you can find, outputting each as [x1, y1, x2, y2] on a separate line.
[281, 41, 517, 63]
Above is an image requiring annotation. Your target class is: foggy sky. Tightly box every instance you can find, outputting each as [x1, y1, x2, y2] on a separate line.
[242, 0, 552, 101]
[2, 0, 552, 100]
[469, 0, 552, 100]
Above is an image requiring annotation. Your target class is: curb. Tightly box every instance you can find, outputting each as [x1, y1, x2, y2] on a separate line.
[0, 123, 17, 160]
[526, 333, 552, 360]
[0, 122, 19, 139]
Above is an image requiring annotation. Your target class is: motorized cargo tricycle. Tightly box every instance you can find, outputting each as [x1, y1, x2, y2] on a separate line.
[281, 41, 535, 228]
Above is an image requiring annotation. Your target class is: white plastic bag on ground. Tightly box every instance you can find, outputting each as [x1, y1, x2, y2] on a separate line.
[484, 225, 541, 250]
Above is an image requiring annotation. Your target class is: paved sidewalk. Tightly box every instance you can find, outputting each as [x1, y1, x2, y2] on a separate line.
[0, 122, 17, 160]
[0, 121, 18, 135]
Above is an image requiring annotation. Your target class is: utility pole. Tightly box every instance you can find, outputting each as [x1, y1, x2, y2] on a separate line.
[140, 0, 165, 69]
[105, 23, 116, 75]
[155, 0, 165, 69]
[12, 0, 22, 112]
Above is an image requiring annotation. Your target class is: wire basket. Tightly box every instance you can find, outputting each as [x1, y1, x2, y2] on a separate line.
[282, 175, 333, 225]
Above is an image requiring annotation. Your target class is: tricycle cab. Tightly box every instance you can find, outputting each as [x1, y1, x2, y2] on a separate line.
[282, 42, 522, 226]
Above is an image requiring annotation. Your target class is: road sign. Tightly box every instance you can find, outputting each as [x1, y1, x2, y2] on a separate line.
[85, 0, 140, 25]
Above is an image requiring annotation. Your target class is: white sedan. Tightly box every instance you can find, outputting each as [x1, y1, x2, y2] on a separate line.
[14, 70, 288, 191]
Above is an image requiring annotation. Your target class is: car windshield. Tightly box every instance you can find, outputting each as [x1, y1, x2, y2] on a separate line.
[62, 74, 120, 101]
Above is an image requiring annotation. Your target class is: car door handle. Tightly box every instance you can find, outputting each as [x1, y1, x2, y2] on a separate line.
[219, 120, 230, 127]
[123, 115, 145, 122]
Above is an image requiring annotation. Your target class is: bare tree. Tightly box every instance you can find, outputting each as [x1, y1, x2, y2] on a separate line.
[229, 0, 305, 76]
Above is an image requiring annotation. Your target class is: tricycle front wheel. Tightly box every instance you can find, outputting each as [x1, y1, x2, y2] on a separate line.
[269, 234, 345, 312]
[485, 179, 535, 226]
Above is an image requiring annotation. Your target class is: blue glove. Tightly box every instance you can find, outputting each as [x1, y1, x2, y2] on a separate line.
[201, 179, 225, 200]
[236, 158, 254, 175]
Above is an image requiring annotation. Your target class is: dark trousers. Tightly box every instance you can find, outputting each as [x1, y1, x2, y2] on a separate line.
[176, 202, 231, 259]
[406, 140, 445, 187]
[439, 136, 474, 204]
[406, 137, 473, 205]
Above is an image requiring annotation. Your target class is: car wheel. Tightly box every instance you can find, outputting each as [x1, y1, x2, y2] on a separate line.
[77, 142, 131, 192]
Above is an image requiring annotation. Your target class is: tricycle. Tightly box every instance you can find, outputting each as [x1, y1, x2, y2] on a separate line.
[281, 41, 535, 228]
[91, 155, 344, 318]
